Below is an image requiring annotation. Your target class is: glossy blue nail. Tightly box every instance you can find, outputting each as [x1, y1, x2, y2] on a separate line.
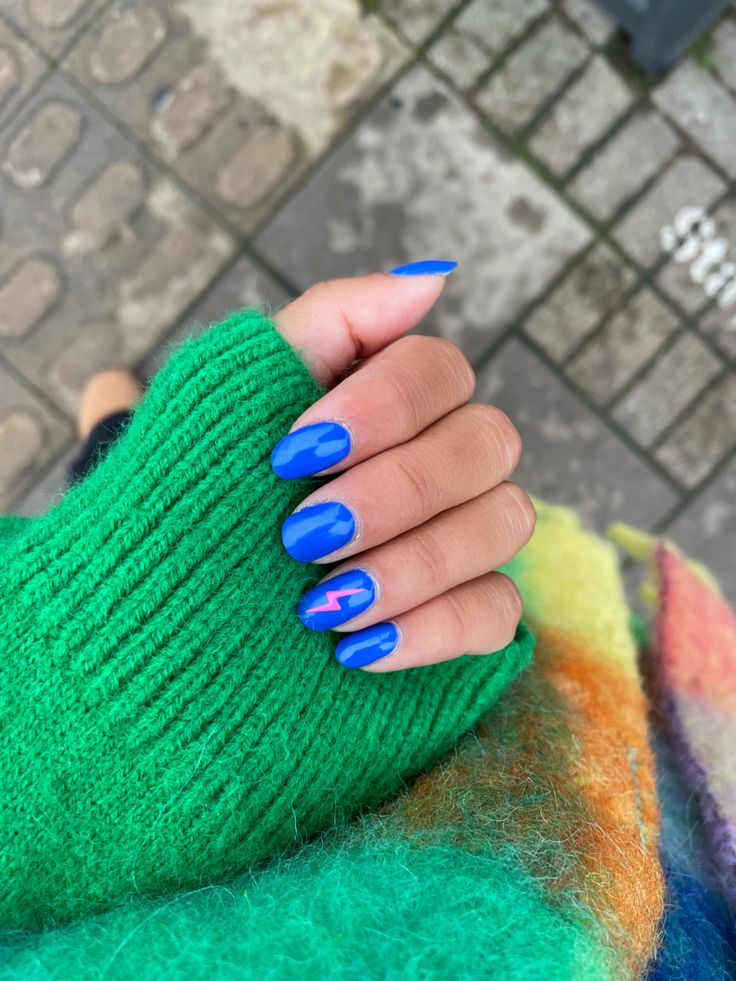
[298, 569, 376, 631]
[389, 259, 458, 276]
[335, 622, 400, 668]
[271, 421, 351, 479]
[282, 501, 356, 562]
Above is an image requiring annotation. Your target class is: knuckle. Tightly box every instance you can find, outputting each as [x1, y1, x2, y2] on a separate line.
[491, 574, 524, 638]
[491, 408, 523, 473]
[447, 348, 476, 401]
[393, 450, 443, 517]
[501, 482, 537, 545]
[303, 279, 336, 304]
[441, 588, 474, 647]
[391, 334, 427, 357]
[390, 363, 429, 435]
[464, 404, 523, 475]
[410, 526, 451, 593]
[389, 336, 475, 422]
[446, 575, 523, 657]
[423, 335, 476, 398]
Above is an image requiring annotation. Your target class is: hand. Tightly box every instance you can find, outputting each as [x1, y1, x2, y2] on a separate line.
[271, 266, 535, 671]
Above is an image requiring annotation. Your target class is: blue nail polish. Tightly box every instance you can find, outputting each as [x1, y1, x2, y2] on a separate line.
[298, 569, 376, 631]
[335, 622, 400, 668]
[282, 501, 356, 562]
[271, 421, 351, 479]
[388, 259, 458, 276]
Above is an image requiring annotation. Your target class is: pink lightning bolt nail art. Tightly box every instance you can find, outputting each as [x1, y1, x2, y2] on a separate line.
[298, 570, 376, 631]
[305, 588, 365, 613]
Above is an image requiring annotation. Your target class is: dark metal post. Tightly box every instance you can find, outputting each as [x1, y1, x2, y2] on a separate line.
[595, 0, 730, 71]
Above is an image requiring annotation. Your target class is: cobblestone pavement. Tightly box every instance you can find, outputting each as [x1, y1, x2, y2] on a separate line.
[1, 0, 735, 597]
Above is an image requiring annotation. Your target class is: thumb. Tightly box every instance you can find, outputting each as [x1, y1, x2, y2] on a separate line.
[273, 269, 453, 387]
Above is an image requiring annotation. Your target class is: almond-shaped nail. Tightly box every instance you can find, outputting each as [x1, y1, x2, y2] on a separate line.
[282, 501, 356, 562]
[271, 421, 351, 479]
[389, 259, 457, 276]
[297, 569, 376, 630]
[335, 622, 400, 668]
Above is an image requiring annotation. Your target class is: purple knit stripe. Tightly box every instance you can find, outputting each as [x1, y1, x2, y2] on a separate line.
[659, 686, 736, 911]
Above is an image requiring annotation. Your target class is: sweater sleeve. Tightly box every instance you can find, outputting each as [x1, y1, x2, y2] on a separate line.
[0, 309, 534, 932]
[0, 514, 30, 549]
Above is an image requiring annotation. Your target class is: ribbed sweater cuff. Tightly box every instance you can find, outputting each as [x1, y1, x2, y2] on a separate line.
[5, 309, 322, 654]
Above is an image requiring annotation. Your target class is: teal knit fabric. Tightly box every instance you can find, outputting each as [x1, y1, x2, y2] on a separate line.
[1, 842, 606, 980]
[0, 310, 533, 932]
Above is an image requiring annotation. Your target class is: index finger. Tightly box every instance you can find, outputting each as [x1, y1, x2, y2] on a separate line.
[270, 334, 475, 479]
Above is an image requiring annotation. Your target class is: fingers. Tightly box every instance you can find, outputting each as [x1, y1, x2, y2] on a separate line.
[270, 268, 532, 673]
[296, 482, 536, 632]
[271, 334, 475, 479]
[282, 404, 521, 563]
[273, 272, 449, 386]
[336, 572, 523, 672]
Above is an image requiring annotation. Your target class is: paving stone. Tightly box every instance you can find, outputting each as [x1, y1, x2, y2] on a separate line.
[26, 0, 91, 26]
[653, 60, 736, 179]
[89, 6, 167, 84]
[523, 243, 635, 361]
[0, 257, 62, 337]
[656, 199, 736, 316]
[657, 260, 714, 316]
[529, 56, 633, 176]
[474, 19, 588, 131]
[0, 17, 48, 127]
[569, 110, 680, 222]
[475, 338, 679, 531]
[65, 0, 407, 234]
[12, 442, 79, 517]
[0, 0, 106, 57]
[655, 372, 736, 487]
[70, 162, 147, 252]
[149, 62, 233, 162]
[3, 101, 84, 189]
[613, 155, 725, 268]
[427, 26, 491, 91]
[427, 0, 548, 90]
[453, 0, 549, 51]
[699, 305, 736, 361]
[0, 75, 235, 415]
[12, 256, 289, 515]
[612, 332, 722, 446]
[0, 362, 72, 510]
[567, 290, 679, 403]
[665, 455, 736, 601]
[215, 124, 296, 211]
[711, 18, 736, 93]
[562, 0, 616, 46]
[140, 255, 290, 378]
[382, 0, 456, 45]
[256, 65, 591, 363]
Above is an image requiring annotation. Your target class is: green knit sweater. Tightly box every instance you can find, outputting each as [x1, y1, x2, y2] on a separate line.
[0, 310, 533, 933]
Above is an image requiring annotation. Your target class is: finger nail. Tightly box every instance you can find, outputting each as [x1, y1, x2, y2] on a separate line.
[282, 501, 356, 562]
[389, 259, 458, 276]
[298, 569, 376, 630]
[335, 622, 400, 668]
[271, 421, 351, 479]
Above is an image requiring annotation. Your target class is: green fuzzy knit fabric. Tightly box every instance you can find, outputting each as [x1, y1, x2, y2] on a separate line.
[1, 843, 607, 980]
[0, 309, 532, 933]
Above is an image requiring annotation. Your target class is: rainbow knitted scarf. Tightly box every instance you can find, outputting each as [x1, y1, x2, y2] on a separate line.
[3, 500, 734, 978]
